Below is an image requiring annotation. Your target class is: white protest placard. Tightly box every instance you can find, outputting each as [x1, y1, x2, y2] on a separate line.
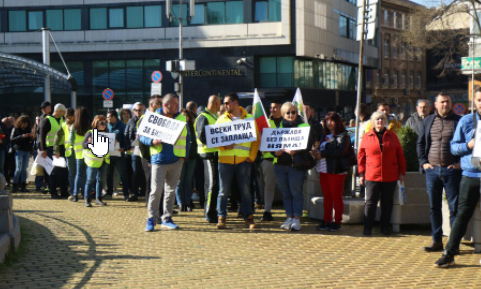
[205, 119, 257, 148]
[109, 142, 122, 157]
[35, 155, 54, 175]
[473, 124, 481, 158]
[98, 132, 116, 152]
[260, 127, 310, 151]
[52, 156, 67, 168]
[137, 111, 186, 145]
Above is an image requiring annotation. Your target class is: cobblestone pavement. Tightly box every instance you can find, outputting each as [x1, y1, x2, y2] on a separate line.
[1, 192, 481, 288]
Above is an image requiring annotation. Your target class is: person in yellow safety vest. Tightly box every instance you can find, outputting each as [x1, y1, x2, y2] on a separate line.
[82, 115, 110, 207]
[53, 108, 76, 198]
[38, 103, 66, 199]
[364, 102, 402, 134]
[260, 100, 284, 222]
[142, 93, 188, 232]
[68, 107, 92, 203]
[215, 93, 260, 230]
[194, 95, 221, 223]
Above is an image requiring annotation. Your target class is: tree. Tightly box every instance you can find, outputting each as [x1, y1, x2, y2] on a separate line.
[399, 0, 481, 78]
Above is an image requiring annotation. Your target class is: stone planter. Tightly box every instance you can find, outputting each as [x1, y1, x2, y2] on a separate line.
[442, 198, 481, 252]
[0, 174, 21, 263]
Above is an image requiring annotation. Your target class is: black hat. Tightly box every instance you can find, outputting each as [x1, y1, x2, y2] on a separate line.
[40, 101, 51, 108]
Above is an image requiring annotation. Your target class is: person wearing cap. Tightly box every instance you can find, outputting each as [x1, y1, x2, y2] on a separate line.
[35, 101, 52, 192]
[39, 103, 66, 199]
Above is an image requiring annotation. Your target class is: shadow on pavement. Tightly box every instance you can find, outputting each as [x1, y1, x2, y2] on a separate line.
[0, 214, 159, 288]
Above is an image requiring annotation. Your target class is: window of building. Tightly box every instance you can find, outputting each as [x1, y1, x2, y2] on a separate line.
[376, 71, 380, 88]
[402, 14, 406, 30]
[46, 10, 63, 31]
[384, 10, 389, 26]
[393, 71, 398, 88]
[109, 8, 125, 28]
[340, 16, 348, 37]
[349, 19, 356, 39]
[401, 43, 406, 59]
[260, 57, 278, 87]
[46, 9, 81, 31]
[90, 8, 107, 30]
[346, 0, 357, 5]
[393, 12, 397, 28]
[127, 7, 143, 28]
[416, 47, 422, 61]
[260, 56, 294, 88]
[384, 70, 389, 87]
[409, 46, 413, 60]
[145, 5, 162, 27]
[277, 57, 294, 88]
[366, 70, 372, 88]
[172, 4, 188, 26]
[28, 11, 43, 30]
[417, 72, 422, 88]
[393, 43, 398, 59]
[409, 71, 414, 88]
[401, 72, 406, 88]
[9, 11, 26, 32]
[226, 1, 244, 24]
[384, 38, 390, 58]
[64, 9, 81, 30]
[254, 0, 281, 22]
[207, 2, 225, 24]
[191, 4, 205, 25]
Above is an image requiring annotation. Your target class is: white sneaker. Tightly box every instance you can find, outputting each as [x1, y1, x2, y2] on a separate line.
[113, 191, 119, 196]
[101, 190, 107, 197]
[280, 218, 293, 230]
[290, 219, 301, 231]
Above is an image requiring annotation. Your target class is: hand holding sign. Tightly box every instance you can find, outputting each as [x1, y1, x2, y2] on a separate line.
[88, 129, 109, 157]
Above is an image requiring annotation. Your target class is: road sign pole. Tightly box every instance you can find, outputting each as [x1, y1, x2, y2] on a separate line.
[352, 0, 368, 195]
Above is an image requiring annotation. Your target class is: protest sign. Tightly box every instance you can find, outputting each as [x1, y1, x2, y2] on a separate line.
[259, 127, 310, 151]
[52, 156, 67, 168]
[98, 132, 116, 152]
[206, 119, 257, 148]
[474, 123, 481, 158]
[137, 111, 186, 145]
[36, 155, 54, 175]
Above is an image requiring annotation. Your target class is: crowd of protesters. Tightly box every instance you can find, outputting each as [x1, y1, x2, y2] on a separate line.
[2, 88, 481, 268]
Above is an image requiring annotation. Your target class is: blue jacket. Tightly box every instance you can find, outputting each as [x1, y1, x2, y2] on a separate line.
[139, 108, 190, 165]
[108, 120, 127, 151]
[450, 113, 481, 178]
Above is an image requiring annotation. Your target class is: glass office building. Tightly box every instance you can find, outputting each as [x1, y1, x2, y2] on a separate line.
[0, 0, 378, 119]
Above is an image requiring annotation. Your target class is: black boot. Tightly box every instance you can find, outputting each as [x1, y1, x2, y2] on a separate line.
[20, 183, 30, 193]
[95, 197, 107, 206]
[12, 183, 18, 193]
[85, 198, 92, 207]
[51, 192, 61, 199]
[424, 241, 443, 252]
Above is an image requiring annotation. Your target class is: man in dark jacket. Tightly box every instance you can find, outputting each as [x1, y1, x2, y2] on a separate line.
[305, 103, 324, 148]
[417, 93, 461, 253]
[406, 99, 431, 135]
[0, 119, 9, 177]
[125, 102, 146, 201]
[35, 101, 52, 192]
[106, 110, 130, 201]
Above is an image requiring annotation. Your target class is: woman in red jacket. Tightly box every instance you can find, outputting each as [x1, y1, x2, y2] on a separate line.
[358, 111, 406, 236]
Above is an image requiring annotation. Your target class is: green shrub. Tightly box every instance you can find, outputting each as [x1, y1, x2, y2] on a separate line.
[396, 126, 419, 172]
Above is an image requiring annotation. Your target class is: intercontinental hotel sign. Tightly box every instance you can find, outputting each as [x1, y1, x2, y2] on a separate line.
[181, 69, 244, 77]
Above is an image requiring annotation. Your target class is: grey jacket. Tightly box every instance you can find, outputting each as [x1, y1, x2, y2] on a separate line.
[406, 112, 424, 136]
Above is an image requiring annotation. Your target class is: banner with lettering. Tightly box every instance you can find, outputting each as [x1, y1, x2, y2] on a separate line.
[259, 127, 310, 151]
[137, 111, 186, 145]
[206, 119, 257, 148]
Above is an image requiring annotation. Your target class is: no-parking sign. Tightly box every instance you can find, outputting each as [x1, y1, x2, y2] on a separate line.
[102, 88, 114, 101]
[453, 103, 465, 115]
[151, 71, 163, 83]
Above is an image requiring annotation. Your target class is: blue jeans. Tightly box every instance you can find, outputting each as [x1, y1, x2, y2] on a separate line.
[107, 155, 129, 199]
[66, 154, 76, 193]
[13, 150, 30, 184]
[425, 166, 462, 242]
[74, 159, 87, 196]
[217, 162, 253, 219]
[274, 164, 306, 218]
[175, 158, 197, 205]
[84, 163, 108, 199]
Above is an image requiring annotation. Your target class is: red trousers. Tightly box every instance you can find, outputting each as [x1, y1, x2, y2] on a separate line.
[319, 173, 346, 224]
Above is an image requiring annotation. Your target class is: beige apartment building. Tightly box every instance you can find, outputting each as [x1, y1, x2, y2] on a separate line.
[367, 0, 426, 121]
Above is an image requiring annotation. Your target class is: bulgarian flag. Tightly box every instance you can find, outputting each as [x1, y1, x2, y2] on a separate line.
[292, 88, 308, 123]
[252, 89, 270, 133]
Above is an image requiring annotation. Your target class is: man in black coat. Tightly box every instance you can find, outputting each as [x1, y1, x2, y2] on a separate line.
[416, 93, 462, 253]
[125, 102, 146, 201]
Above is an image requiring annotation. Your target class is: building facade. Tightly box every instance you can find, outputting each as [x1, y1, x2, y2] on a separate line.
[0, 0, 378, 119]
[367, 0, 425, 121]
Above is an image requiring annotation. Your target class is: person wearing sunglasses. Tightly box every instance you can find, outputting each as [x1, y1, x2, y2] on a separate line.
[358, 111, 406, 236]
[82, 115, 110, 207]
[273, 102, 313, 231]
[215, 93, 260, 230]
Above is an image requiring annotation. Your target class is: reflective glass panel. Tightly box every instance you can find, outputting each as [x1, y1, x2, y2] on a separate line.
[90, 8, 107, 30]
[226, 1, 243, 24]
[145, 5, 162, 27]
[207, 2, 225, 24]
[255, 1, 268, 22]
[46, 10, 63, 31]
[191, 4, 205, 25]
[172, 4, 188, 26]
[127, 7, 143, 28]
[9, 11, 26, 32]
[109, 8, 124, 28]
[28, 11, 43, 30]
[64, 9, 81, 30]
[268, 0, 281, 22]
